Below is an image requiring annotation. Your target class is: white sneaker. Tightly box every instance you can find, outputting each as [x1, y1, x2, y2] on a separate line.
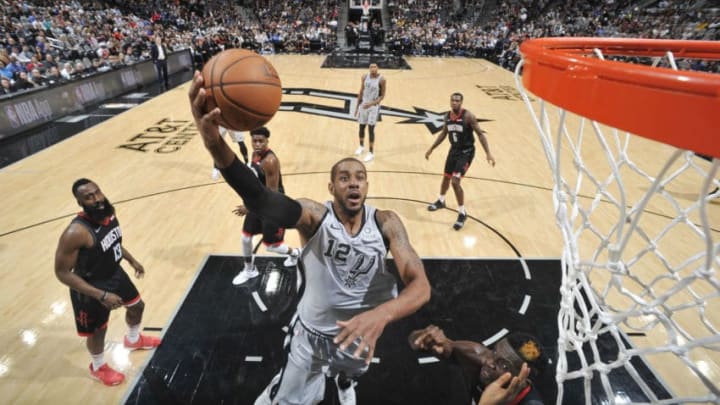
[232, 264, 260, 285]
[211, 168, 220, 181]
[254, 385, 272, 405]
[335, 374, 357, 405]
[354, 146, 364, 156]
[363, 152, 374, 162]
[283, 248, 300, 267]
[254, 372, 282, 405]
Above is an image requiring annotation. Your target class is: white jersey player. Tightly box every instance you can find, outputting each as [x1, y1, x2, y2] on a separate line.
[354, 63, 386, 163]
[190, 75, 430, 405]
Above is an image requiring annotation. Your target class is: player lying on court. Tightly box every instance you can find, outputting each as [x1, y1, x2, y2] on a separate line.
[410, 324, 545, 405]
[189, 71, 431, 405]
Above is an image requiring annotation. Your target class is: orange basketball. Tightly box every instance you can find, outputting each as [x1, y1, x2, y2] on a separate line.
[202, 49, 282, 131]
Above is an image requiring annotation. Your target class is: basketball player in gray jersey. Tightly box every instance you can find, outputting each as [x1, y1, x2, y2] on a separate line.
[189, 71, 430, 405]
[354, 63, 386, 162]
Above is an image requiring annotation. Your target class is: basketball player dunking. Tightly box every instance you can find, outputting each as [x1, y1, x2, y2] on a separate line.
[354, 63, 386, 162]
[425, 92, 495, 230]
[188, 71, 430, 405]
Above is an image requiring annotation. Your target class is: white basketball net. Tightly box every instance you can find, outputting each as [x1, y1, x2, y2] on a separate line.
[515, 49, 720, 404]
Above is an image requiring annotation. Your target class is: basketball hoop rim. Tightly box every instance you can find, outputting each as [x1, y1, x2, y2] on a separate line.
[519, 37, 720, 159]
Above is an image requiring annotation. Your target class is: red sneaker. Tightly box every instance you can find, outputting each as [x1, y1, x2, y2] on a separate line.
[89, 363, 125, 386]
[124, 334, 161, 350]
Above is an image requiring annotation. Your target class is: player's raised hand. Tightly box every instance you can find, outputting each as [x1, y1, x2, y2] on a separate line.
[188, 71, 221, 148]
[478, 363, 530, 405]
[408, 324, 453, 357]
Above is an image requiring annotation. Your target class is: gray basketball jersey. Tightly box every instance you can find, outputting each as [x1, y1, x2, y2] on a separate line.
[297, 202, 397, 335]
[361, 74, 382, 104]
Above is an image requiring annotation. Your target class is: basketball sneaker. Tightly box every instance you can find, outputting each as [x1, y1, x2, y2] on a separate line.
[233, 263, 260, 285]
[283, 248, 300, 267]
[453, 213, 467, 230]
[335, 373, 357, 405]
[427, 199, 445, 211]
[354, 146, 364, 156]
[89, 363, 125, 386]
[124, 334, 161, 351]
[254, 372, 281, 405]
[211, 168, 221, 181]
[254, 386, 272, 405]
[363, 152, 374, 162]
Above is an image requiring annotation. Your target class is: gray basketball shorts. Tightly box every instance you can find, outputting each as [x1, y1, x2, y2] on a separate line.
[255, 317, 369, 405]
[357, 104, 380, 125]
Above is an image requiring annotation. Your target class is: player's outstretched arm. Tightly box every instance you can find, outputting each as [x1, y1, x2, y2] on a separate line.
[409, 324, 454, 358]
[409, 324, 490, 366]
[188, 71, 234, 169]
[189, 70, 303, 229]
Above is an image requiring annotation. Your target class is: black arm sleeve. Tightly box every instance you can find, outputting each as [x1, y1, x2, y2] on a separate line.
[219, 156, 303, 228]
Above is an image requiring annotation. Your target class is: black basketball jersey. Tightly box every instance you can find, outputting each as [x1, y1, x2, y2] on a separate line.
[72, 213, 123, 281]
[250, 148, 284, 193]
[446, 109, 474, 150]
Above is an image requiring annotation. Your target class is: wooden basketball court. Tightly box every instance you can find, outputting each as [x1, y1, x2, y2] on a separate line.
[0, 54, 717, 403]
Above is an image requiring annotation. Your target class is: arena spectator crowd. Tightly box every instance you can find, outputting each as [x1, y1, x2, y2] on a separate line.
[385, 0, 719, 71]
[1, 0, 717, 96]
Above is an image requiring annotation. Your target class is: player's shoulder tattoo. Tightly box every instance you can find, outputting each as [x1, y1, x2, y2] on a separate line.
[294, 198, 327, 237]
[298, 198, 326, 215]
[298, 198, 328, 224]
[376, 209, 408, 241]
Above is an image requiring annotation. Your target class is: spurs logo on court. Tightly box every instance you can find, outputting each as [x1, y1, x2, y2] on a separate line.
[280, 88, 491, 134]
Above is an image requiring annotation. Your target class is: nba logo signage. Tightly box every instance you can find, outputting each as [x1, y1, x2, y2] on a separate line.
[120, 70, 139, 88]
[4, 104, 20, 128]
[75, 81, 107, 104]
[3, 99, 53, 128]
